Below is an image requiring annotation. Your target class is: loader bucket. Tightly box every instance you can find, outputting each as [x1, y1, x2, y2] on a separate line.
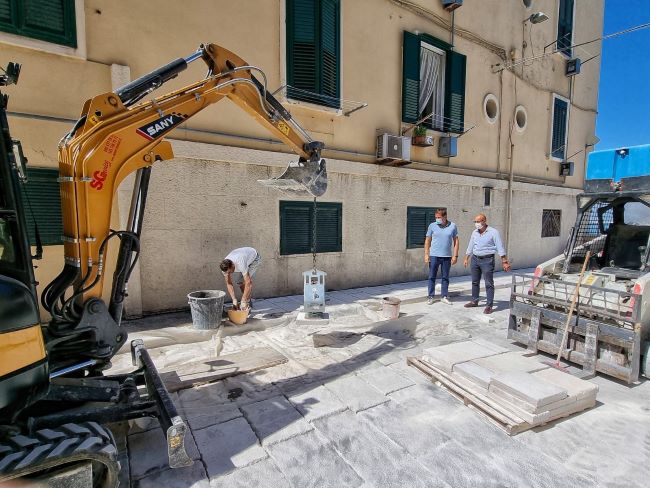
[258, 158, 327, 197]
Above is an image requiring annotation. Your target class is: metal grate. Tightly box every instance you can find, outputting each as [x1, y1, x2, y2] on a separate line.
[569, 201, 612, 262]
[541, 209, 561, 238]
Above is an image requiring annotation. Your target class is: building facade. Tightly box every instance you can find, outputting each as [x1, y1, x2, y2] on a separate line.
[1, 0, 604, 316]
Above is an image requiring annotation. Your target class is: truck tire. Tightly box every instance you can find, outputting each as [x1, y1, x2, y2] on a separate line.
[0, 421, 119, 487]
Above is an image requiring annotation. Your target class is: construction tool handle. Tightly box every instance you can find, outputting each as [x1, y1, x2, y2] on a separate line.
[555, 251, 592, 364]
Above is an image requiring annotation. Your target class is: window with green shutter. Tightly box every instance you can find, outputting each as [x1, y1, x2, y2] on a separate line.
[0, 0, 77, 48]
[20, 167, 63, 246]
[551, 95, 569, 160]
[286, 0, 340, 108]
[402, 31, 466, 133]
[280, 200, 342, 255]
[407, 206, 443, 249]
[557, 0, 574, 57]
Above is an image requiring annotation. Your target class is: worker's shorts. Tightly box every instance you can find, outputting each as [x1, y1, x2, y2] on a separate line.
[232, 253, 262, 285]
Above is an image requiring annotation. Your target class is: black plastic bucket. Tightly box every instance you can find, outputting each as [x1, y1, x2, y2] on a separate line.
[187, 290, 226, 330]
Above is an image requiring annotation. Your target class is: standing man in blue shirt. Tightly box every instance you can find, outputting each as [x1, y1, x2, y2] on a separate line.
[463, 213, 511, 314]
[425, 209, 459, 305]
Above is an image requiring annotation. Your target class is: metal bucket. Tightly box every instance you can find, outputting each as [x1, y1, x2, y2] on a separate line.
[381, 296, 401, 320]
[187, 290, 226, 330]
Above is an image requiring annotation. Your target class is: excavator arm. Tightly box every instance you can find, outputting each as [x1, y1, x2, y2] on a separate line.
[45, 43, 326, 335]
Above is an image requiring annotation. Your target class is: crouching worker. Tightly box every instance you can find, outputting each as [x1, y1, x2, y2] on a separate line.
[220, 247, 262, 312]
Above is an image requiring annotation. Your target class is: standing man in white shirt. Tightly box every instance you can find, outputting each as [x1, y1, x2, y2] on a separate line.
[463, 214, 511, 314]
[220, 247, 262, 312]
[424, 209, 459, 305]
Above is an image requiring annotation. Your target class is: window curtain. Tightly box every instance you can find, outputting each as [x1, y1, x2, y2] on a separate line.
[418, 48, 442, 127]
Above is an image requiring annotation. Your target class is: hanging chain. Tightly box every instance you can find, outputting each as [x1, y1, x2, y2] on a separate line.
[311, 196, 318, 270]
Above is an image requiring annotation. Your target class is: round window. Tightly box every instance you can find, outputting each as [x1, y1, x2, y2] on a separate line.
[515, 105, 528, 132]
[483, 94, 499, 124]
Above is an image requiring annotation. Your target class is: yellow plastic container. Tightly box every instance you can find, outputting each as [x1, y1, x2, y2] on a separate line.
[227, 308, 248, 325]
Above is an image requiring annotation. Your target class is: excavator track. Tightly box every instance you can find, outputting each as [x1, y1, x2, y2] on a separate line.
[0, 422, 120, 487]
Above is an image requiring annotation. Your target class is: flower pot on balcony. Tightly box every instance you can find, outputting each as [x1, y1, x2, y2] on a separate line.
[412, 135, 434, 147]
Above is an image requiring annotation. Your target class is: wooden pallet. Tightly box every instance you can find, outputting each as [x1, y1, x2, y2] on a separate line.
[407, 357, 533, 435]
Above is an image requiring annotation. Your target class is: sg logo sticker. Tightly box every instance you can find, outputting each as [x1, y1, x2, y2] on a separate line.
[276, 121, 290, 136]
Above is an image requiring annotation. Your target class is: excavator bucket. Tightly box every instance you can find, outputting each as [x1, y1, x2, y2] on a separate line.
[258, 158, 327, 197]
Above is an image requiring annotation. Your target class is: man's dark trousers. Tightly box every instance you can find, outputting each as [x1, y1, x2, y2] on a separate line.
[470, 255, 495, 306]
[428, 256, 452, 298]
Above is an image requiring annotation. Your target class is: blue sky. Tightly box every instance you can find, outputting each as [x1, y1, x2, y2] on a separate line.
[595, 0, 650, 150]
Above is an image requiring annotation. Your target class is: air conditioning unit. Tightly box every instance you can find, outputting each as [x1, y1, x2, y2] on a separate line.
[441, 0, 463, 12]
[377, 133, 411, 163]
[438, 136, 458, 158]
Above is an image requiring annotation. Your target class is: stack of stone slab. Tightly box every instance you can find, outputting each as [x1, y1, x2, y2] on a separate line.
[409, 339, 598, 434]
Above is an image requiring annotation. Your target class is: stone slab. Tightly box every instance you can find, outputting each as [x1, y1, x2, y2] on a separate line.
[178, 386, 242, 430]
[532, 367, 599, 401]
[266, 430, 363, 488]
[134, 461, 210, 488]
[358, 366, 416, 395]
[288, 385, 348, 422]
[324, 374, 389, 413]
[422, 340, 509, 374]
[489, 384, 596, 424]
[193, 417, 267, 478]
[454, 352, 549, 390]
[208, 458, 291, 488]
[313, 410, 447, 487]
[241, 395, 313, 445]
[128, 427, 201, 480]
[161, 347, 288, 392]
[490, 372, 568, 409]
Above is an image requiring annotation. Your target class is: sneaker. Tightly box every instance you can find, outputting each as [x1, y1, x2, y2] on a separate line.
[441, 297, 452, 305]
[464, 301, 479, 308]
[427, 297, 435, 305]
[483, 306, 493, 314]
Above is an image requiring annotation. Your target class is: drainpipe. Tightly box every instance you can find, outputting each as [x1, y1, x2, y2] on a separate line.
[505, 140, 515, 254]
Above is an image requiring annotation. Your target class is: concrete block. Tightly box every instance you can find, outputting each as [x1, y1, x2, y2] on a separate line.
[453, 361, 495, 390]
[532, 367, 599, 401]
[128, 427, 201, 480]
[193, 417, 267, 478]
[422, 340, 508, 374]
[240, 395, 313, 445]
[209, 458, 291, 488]
[358, 366, 416, 395]
[324, 374, 389, 413]
[490, 372, 568, 409]
[296, 312, 330, 325]
[288, 385, 348, 422]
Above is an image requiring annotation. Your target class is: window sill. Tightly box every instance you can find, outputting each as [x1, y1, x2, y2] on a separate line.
[281, 95, 343, 116]
[0, 31, 86, 60]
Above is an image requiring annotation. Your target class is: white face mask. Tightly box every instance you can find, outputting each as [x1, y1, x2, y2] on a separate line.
[435, 218, 443, 225]
[475, 222, 484, 230]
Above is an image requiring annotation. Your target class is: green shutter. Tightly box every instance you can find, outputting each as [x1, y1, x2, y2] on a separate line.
[20, 167, 63, 246]
[320, 0, 340, 107]
[557, 0, 574, 56]
[286, 0, 340, 108]
[552, 97, 568, 160]
[315, 202, 342, 253]
[407, 207, 445, 248]
[444, 50, 466, 133]
[280, 200, 342, 255]
[0, 0, 76, 48]
[402, 31, 421, 124]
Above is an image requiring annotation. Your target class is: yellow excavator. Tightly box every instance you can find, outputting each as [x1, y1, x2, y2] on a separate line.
[0, 43, 326, 486]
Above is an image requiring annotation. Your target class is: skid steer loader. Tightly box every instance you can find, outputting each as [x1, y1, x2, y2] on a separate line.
[0, 43, 326, 486]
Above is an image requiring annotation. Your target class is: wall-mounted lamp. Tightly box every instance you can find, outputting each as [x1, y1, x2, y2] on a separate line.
[524, 12, 549, 24]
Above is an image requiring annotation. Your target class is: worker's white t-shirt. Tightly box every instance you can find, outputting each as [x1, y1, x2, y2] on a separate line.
[224, 247, 258, 275]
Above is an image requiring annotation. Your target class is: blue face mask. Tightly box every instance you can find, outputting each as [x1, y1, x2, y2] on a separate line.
[436, 218, 444, 225]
